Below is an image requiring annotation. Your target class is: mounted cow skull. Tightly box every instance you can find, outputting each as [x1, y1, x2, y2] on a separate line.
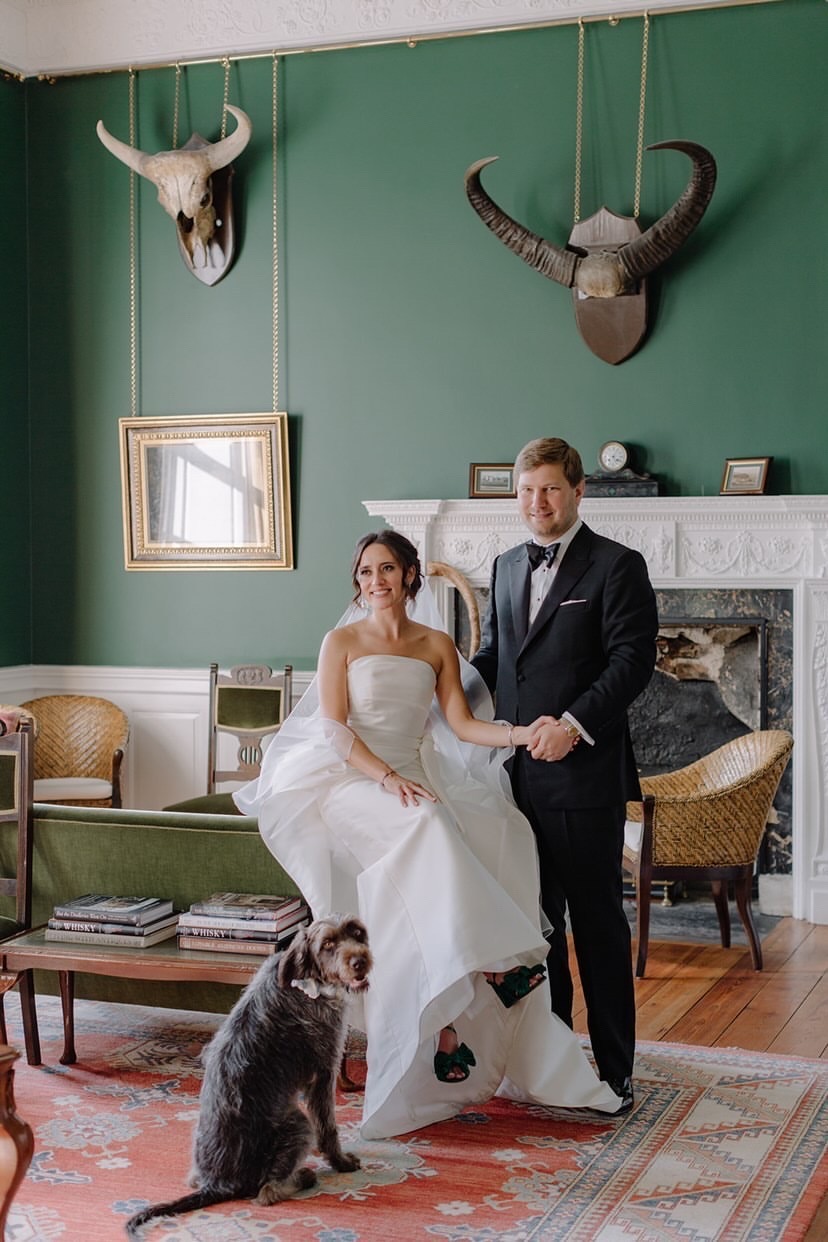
[465, 140, 717, 364]
[97, 104, 253, 286]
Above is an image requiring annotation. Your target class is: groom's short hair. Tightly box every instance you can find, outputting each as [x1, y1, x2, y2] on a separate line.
[515, 438, 584, 487]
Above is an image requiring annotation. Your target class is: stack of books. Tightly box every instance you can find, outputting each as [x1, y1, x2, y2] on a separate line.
[177, 892, 310, 955]
[46, 894, 178, 947]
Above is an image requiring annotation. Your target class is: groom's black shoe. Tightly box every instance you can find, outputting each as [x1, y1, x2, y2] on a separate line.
[604, 1077, 634, 1114]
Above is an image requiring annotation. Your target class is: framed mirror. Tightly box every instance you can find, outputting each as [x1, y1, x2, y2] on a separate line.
[119, 413, 293, 570]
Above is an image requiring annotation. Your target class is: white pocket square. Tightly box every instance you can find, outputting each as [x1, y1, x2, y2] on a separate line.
[560, 598, 588, 606]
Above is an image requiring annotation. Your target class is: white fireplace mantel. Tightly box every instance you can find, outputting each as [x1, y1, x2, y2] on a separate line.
[364, 494, 828, 925]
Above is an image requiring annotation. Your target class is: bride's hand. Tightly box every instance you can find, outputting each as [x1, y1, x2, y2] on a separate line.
[380, 770, 438, 807]
[512, 718, 549, 748]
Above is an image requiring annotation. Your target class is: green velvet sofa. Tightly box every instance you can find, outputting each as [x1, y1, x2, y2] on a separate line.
[0, 803, 301, 1014]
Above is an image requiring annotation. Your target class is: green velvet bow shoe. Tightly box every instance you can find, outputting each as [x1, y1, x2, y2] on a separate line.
[486, 964, 547, 1009]
[433, 1026, 476, 1083]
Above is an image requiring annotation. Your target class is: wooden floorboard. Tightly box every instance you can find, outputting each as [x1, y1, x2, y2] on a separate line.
[570, 917, 828, 1061]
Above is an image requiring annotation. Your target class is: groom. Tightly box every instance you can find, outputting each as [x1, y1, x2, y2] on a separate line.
[472, 437, 657, 1109]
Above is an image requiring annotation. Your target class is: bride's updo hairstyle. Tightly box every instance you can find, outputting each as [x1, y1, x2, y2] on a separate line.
[351, 530, 423, 604]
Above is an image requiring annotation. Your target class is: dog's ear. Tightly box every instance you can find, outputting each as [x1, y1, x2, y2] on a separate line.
[277, 926, 314, 989]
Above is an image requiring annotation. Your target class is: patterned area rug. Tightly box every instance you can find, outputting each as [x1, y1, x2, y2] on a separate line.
[3, 994, 827, 1241]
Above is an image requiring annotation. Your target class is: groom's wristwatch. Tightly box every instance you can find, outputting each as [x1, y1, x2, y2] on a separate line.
[561, 720, 581, 748]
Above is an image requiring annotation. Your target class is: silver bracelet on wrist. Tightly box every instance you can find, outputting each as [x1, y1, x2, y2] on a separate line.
[506, 723, 515, 747]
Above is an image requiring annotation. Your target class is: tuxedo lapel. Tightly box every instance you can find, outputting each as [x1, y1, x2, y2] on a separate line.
[508, 547, 533, 651]
[520, 526, 593, 654]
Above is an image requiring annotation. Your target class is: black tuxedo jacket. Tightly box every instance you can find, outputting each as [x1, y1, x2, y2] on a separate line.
[472, 523, 658, 809]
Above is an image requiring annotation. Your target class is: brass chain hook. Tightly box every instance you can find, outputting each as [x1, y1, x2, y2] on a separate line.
[128, 68, 138, 420]
[633, 13, 650, 219]
[272, 53, 280, 412]
[172, 62, 181, 148]
[220, 57, 231, 139]
[573, 18, 585, 225]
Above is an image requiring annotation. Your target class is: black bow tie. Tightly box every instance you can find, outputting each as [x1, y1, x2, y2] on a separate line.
[526, 541, 560, 570]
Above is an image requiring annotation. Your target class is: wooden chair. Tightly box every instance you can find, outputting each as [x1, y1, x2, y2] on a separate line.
[208, 664, 293, 793]
[20, 694, 129, 808]
[624, 729, 793, 977]
[0, 721, 41, 1064]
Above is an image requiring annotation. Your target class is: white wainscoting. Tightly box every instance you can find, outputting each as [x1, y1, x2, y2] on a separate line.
[0, 665, 313, 812]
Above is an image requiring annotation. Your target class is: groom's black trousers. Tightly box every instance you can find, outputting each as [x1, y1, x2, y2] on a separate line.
[513, 755, 635, 1085]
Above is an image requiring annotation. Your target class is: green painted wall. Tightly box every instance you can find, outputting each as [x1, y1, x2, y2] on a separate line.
[20, 0, 828, 669]
[0, 75, 31, 665]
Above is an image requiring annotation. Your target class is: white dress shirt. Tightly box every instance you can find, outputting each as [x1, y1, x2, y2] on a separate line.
[527, 518, 594, 746]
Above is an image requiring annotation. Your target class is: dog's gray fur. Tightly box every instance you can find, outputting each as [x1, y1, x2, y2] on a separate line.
[125, 914, 372, 1236]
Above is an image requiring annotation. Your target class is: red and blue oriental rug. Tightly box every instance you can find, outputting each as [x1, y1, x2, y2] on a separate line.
[4, 994, 827, 1241]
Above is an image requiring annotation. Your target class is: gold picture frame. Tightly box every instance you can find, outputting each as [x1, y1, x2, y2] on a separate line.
[720, 456, 772, 496]
[469, 463, 515, 498]
[119, 413, 294, 570]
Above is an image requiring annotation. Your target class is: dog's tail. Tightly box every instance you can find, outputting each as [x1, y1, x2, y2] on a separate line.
[124, 1187, 228, 1236]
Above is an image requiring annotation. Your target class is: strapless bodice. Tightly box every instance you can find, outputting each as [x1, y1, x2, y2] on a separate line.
[347, 654, 436, 774]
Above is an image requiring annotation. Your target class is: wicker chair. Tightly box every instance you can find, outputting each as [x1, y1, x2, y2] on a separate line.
[624, 729, 793, 977]
[19, 695, 129, 808]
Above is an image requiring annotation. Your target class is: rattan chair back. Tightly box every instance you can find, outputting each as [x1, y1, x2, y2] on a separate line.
[637, 729, 793, 869]
[19, 695, 129, 807]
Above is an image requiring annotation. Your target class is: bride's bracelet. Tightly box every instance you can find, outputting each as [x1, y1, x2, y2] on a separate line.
[380, 769, 398, 789]
[505, 724, 515, 747]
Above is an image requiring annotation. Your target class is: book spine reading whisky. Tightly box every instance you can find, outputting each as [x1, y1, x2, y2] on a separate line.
[175, 923, 296, 943]
[47, 915, 179, 937]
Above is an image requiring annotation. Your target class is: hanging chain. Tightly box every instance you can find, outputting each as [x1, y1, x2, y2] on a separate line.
[172, 63, 181, 148]
[632, 12, 650, 219]
[272, 54, 280, 412]
[220, 57, 231, 138]
[128, 68, 138, 419]
[572, 18, 585, 225]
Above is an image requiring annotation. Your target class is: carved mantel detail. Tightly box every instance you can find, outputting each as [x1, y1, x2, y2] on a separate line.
[364, 494, 828, 925]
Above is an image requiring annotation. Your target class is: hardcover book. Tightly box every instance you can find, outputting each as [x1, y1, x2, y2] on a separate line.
[175, 920, 304, 943]
[47, 914, 179, 937]
[50, 894, 174, 926]
[177, 904, 309, 935]
[177, 934, 280, 956]
[45, 923, 178, 948]
[187, 893, 304, 921]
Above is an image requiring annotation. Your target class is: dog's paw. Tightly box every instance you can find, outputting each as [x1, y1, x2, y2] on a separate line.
[256, 1168, 317, 1205]
[331, 1150, 361, 1173]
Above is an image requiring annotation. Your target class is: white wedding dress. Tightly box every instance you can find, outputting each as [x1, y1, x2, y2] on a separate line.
[235, 653, 620, 1138]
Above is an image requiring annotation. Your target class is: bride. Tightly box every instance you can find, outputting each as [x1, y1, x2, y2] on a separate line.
[234, 530, 622, 1138]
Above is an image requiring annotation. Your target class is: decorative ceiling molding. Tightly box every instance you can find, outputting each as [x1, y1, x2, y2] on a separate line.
[1, 0, 768, 79]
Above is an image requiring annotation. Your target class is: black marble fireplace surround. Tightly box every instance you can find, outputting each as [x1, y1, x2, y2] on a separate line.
[630, 590, 793, 875]
[459, 587, 793, 876]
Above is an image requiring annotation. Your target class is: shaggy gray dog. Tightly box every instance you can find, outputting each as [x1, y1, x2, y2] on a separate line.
[125, 914, 372, 1236]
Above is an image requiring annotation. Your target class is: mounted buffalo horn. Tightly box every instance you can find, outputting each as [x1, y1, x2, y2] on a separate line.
[464, 140, 717, 364]
[97, 104, 252, 287]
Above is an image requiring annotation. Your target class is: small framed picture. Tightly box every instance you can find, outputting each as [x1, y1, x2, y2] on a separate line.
[469, 463, 515, 498]
[720, 456, 772, 496]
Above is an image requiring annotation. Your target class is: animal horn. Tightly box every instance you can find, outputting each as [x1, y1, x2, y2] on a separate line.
[203, 105, 252, 172]
[619, 140, 717, 283]
[96, 119, 150, 175]
[464, 156, 579, 288]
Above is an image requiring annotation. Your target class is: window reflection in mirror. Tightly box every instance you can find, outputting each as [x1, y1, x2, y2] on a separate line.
[143, 436, 269, 548]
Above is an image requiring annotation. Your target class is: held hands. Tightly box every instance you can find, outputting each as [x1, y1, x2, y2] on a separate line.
[380, 769, 438, 807]
[524, 716, 580, 762]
